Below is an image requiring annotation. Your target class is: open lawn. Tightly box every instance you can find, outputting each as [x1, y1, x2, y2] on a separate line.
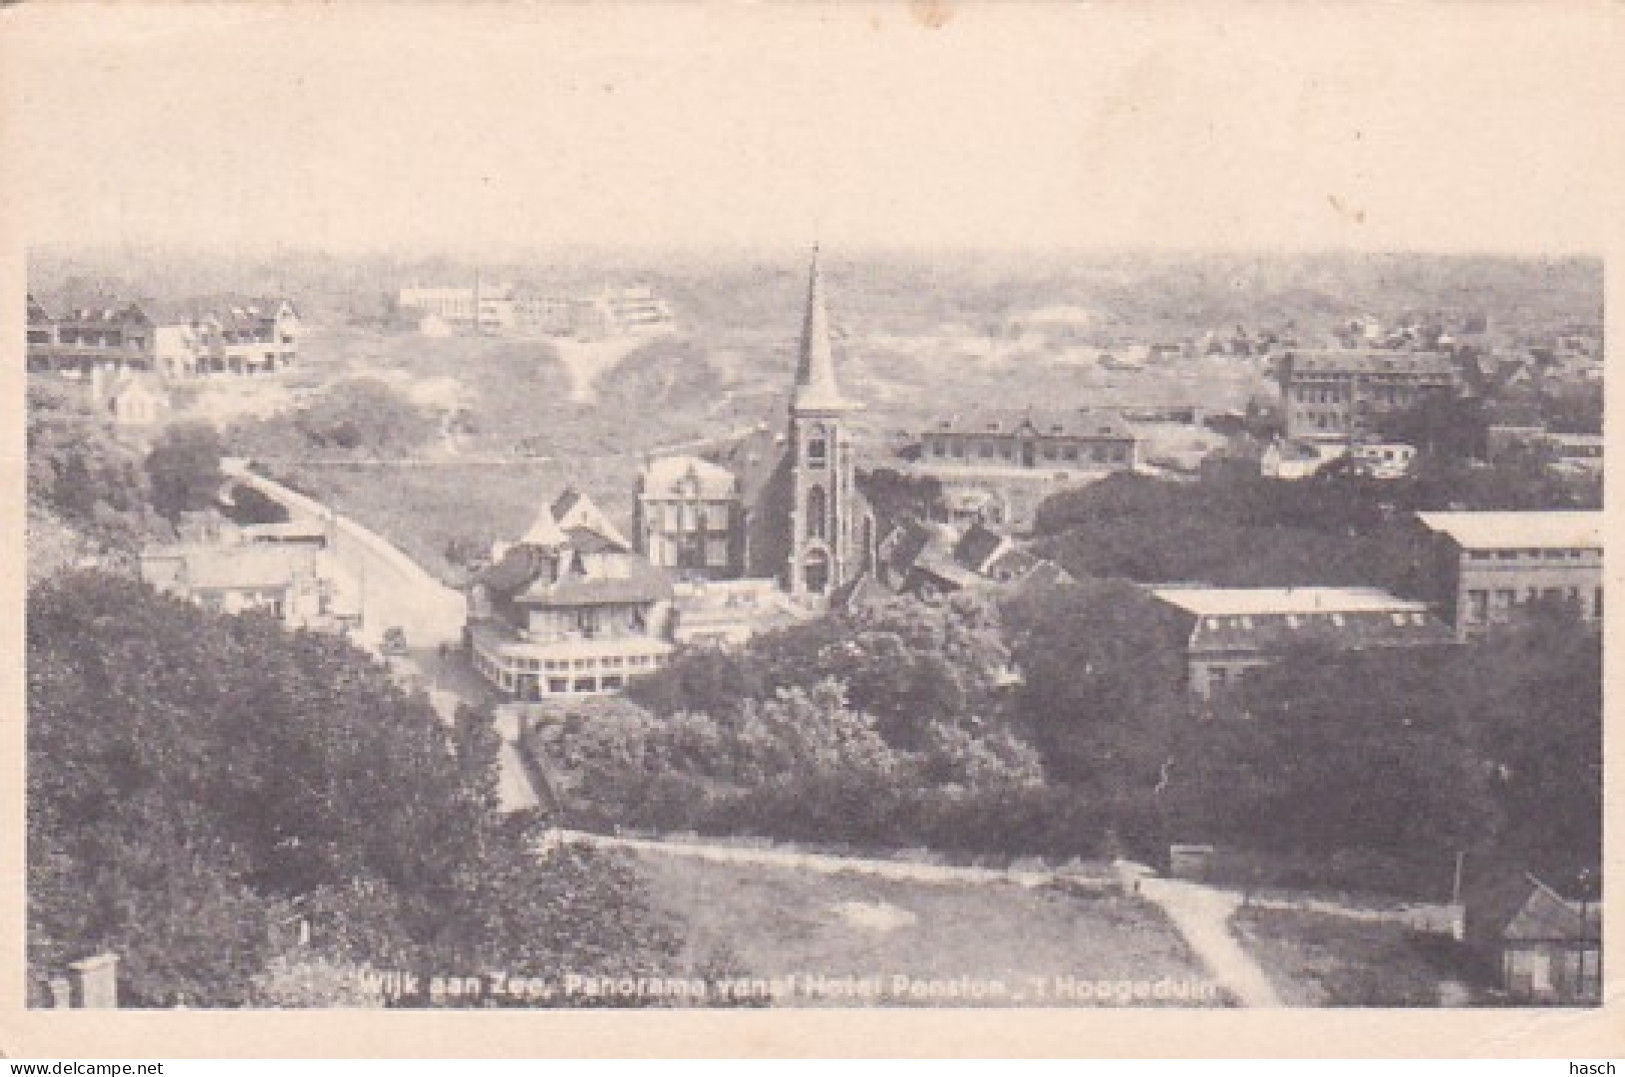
[1230, 906, 1469, 1007]
[284, 458, 645, 587]
[632, 850, 1221, 1007]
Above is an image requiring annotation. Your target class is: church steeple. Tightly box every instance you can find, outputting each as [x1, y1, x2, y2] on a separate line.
[791, 246, 858, 413]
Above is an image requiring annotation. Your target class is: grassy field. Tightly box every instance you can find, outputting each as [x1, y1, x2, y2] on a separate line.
[287, 457, 646, 586]
[632, 851, 1222, 1008]
[1229, 906, 1467, 1007]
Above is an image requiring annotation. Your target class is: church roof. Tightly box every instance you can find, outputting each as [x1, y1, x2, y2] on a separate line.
[791, 247, 860, 413]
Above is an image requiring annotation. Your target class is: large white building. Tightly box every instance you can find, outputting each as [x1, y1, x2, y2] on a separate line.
[465, 488, 674, 700]
[1416, 511, 1604, 640]
[1151, 585, 1456, 700]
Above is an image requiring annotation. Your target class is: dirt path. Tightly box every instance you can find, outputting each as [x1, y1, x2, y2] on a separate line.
[547, 828, 1078, 889]
[1137, 877, 1283, 1007]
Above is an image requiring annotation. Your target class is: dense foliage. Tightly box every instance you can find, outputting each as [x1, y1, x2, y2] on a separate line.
[1155, 602, 1601, 892]
[28, 573, 684, 1006]
[145, 421, 226, 520]
[227, 377, 437, 460]
[26, 385, 160, 550]
[549, 561, 1599, 897]
[1031, 455, 1590, 593]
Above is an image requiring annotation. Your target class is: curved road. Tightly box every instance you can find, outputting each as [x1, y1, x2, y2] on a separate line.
[222, 459, 538, 812]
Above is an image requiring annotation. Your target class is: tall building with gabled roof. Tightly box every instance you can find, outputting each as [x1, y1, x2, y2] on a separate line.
[467, 488, 674, 700]
[636, 247, 875, 601]
[785, 246, 870, 599]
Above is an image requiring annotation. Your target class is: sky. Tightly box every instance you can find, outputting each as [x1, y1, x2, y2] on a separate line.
[4, 3, 1622, 256]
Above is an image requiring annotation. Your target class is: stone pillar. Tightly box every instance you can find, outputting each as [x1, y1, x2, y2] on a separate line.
[68, 952, 119, 1008]
[47, 977, 73, 1009]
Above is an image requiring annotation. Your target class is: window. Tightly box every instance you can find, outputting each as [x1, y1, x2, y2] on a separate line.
[806, 486, 827, 539]
[807, 426, 828, 467]
[679, 502, 698, 530]
[572, 677, 597, 693]
[1466, 591, 1488, 624]
[1594, 588, 1603, 618]
[1062, 445, 1079, 461]
[706, 537, 728, 567]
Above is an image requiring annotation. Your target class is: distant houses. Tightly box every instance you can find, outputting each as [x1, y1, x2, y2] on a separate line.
[915, 408, 1140, 475]
[1275, 349, 1459, 442]
[26, 294, 300, 379]
[396, 281, 674, 339]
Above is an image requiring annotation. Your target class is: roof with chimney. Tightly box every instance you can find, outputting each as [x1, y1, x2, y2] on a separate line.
[481, 489, 666, 608]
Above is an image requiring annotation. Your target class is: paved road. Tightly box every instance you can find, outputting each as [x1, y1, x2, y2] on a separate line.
[1137, 876, 1284, 1007]
[222, 460, 539, 813]
[224, 460, 465, 650]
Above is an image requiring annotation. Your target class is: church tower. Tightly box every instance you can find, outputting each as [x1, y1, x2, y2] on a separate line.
[786, 247, 864, 599]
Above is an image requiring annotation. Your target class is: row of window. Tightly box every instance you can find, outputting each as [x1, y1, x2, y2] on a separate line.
[645, 500, 732, 533]
[1463, 585, 1602, 623]
[648, 535, 730, 568]
[924, 438, 1131, 464]
[473, 645, 667, 690]
[1466, 548, 1596, 561]
[1199, 610, 1428, 632]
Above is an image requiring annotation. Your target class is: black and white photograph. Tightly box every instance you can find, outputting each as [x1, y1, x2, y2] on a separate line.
[3, 1, 1617, 1057]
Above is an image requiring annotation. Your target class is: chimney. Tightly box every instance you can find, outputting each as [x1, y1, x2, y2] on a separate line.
[68, 952, 119, 1008]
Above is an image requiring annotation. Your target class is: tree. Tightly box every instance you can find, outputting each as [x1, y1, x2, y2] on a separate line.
[1001, 578, 1188, 785]
[145, 421, 225, 520]
[28, 572, 684, 1006]
[27, 384, 156, 548]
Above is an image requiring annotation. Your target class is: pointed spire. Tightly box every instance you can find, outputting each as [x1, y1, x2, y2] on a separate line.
[792, 245, 858, 412]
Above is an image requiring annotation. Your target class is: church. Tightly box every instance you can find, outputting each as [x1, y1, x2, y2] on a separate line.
[636, 248, 876, 602]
